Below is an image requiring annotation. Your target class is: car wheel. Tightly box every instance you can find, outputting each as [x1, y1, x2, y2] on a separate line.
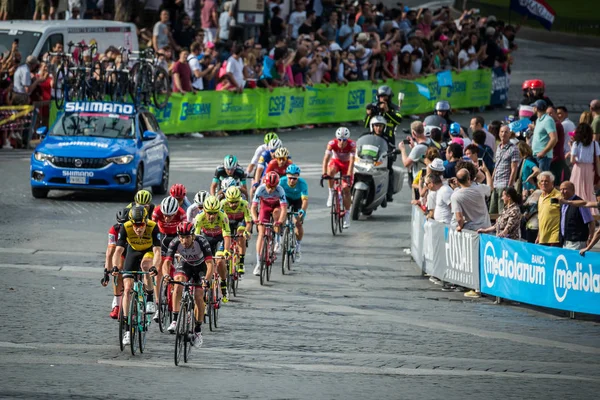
[133, 164, 144, 194]
[31, 187, 49, 199]
[152, 159, 169, 195]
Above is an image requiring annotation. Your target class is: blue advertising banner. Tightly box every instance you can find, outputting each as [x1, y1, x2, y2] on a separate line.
[509, 0, 556, 31]
[480, 234, 600, 315]
[491, 67, 509, 106]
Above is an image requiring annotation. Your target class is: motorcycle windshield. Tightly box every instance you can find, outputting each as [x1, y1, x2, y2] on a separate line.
[356, 134, 388, 162]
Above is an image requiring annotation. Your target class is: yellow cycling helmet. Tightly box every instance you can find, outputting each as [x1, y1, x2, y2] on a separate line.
[129, 205, 148, 223]
[274, 147, 289, 158]
[203, 195, 221, 213]
[134, 189, 152, 205]
[225, 186, 241, 202]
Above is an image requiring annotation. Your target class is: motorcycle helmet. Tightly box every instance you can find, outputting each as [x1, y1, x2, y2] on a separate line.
[377, 85, 392, 98]
[369, 115, 387, 133]
[423, 115, 447, 136]
[435, 101, 451, 112]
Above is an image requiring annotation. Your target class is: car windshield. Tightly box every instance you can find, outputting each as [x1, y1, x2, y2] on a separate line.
[51, 113, 135, 139]
[0, 30, 41, 61]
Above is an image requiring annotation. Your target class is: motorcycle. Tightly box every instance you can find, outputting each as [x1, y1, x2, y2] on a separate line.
[351, 134, 404, 220]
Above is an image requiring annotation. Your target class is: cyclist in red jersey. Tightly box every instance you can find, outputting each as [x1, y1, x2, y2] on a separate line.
[265, 147, 293, 176]
[322, 127, 356, 228]
[151, 196, 187, 321]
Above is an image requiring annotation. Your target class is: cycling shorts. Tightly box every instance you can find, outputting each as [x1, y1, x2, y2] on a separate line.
[287, 198, 302, 213]
[122, 245, 153, 279]
[204, 235, 224, 257]
[258, 202, 281, 224]
[174, 261, 207, 283]
[229, 220, 246, 234]
[328, 159, 353, 188]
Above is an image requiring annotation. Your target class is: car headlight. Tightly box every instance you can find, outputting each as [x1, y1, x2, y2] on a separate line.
[107, 155, 134, 165]
[34, 152, 53, 162]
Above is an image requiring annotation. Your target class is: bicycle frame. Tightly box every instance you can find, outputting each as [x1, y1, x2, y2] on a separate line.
[323, 174, 346, 235]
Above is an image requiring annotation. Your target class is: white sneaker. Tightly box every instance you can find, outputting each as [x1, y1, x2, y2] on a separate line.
[167, 320, 177, 333]
[295, 251, 302, 262]
[274, 242, 281, 253]
[326, 192, 333, 207]
[122, 331, 131, 345]
[343, 214, 350, 229]
[152, 310, 160, 322]
[253, 263, 261, 276]
[190, 132, 204, 138]
[146, 301, 156, 314]
[3, 141, 12, 149]
[191, 331, 203, 347]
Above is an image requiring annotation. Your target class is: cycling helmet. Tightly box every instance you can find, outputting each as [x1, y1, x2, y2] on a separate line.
[423, 115, 448, 135]
[268, 138, 283, 151]
[116, 208, 129, 224]
[134, 189, 152, 205]
[265, 171, 280, 187]
[129, 205, 148, 223]
[223, 154, 238, 170]
[274, 147, 289, 159]
[335, 127, 351, 140]
[203, 195, 221, 213]
[377, 85, 392, 97]
[177, 221, 195, 236]
[170, 183, 187, 200]
[286, 164, 301, 175]
[449, 122, 461, 136]
[435, 100, 451, 112]
[369, 115, 387, 132]
[529, 79, 545, 90]
[225, 186, 242, 202]
[264, 132, 279, 144]
[521, 80, 532, 90]
[193, 190, 209, 206]
[220, 176, 238, 191]
[160, 196, 180, 216]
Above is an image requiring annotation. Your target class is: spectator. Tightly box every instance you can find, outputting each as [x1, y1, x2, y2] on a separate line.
[298, 10, 317, 37]
[226, 43, 245, 93]
[270, 6, 286, 38]
[490, 124, 520, 214]
[288, 1, 307, 41]
[153, 10, 178, 53]
[174, 13, 196, 50]
[443, 142, 462, 179]
[457, 37, 480, 71]
[579, 110, 593, 126]
[217, 2, 233, 42]
[464, 143, 479, 164]
[470, 116, 496, 154]
[557, 106, 576, 158]
[547, 106, 569, 184]
[188, 42, 211, 91]
[426, 173, 453, 225]
[308, 52, 330, 85]
[477, 187, 522, 240]
[172, 49, 193, 93]
[399, 121, 435, 179]
[536, 171, 561, 246]
[516, 141, 540, 200]
[472, 130, 495, 173]
[143, 0, 162, 30]
[590, 99, 600, 142]
[530, 99, 557, 172]
[481, 26, 505, 69]
[201, 0, 218, 44]
[34, 0, 49, 20]
[412, 147, 440, 191]
[569, 123, 599, 215]
[450, 168, 492, 232]
[399, 9, 417, 37]
[12, 56, 40, 105]
[338, 13, 362, 50]
[559, 181, 595, 251]
[0, 0, 8, 20]
[317, 11, 338, 43]
[67, 0, 85, 19]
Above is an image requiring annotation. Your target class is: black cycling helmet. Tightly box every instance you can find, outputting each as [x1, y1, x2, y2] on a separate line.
[116, 207, 129, 224]
[129, 205, 148, 223]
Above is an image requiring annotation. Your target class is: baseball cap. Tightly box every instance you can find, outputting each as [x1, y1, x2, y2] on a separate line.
[205, 41, 215, 49]
[530, 99, 547, 110]
[451, 137, 465, 147]
[329, 42, 342, 52]
[449, 122, 461, 136]
[429, 158, 445, 172]
[357, 32, 369, 42]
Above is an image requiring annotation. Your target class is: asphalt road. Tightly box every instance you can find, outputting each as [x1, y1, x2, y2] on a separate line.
[1, 30, 600, 399]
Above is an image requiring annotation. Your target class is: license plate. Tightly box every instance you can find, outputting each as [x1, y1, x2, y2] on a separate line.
[68, 176, 88, 184]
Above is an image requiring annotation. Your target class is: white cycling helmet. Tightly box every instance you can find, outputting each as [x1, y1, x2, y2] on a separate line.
[193, 190, 209, 206]
[335, 127, 350, 140]
[369, 115, 387, 133]
[221, 176, 238, 191]
[268, 138, 283, 151]
[160, 196, 180, 216]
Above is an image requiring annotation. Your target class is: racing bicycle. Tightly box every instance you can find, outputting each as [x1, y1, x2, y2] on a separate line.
[321, 174, 347, 236]
[258, 221, 276, 285]
[226, 233, 243, 298]
[115, 271, 154, 356]
[129, 48, 171, 109]
[281, 210, 299, 274]
[170, 279, 206, 366]
[204, 272, 221, 331]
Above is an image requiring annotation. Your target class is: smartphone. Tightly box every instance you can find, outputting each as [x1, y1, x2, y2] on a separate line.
[477, 158, 483, 167]
[403, 138, 411, 145]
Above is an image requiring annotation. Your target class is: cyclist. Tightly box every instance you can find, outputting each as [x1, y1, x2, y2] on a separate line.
[151, 196, 187, 321]
[247, 132, 279, 179]
[253, 138, 284, 189]
[265, 147, 293, 176]
[164, 222, 215, 347]
[216, 176, 239, 200]
[251, 171, 288, 275]
[211, 155, 248, 198]
[194, 196, 232, 302]
[365, 85, 403, 141]
[112, 206, 161, 346]
[102, 208, 129, 319]
[170, 183, 192, 211]
[187, 190, 209, 223]
[279, 164, 308, 261]
[220, 186, 253, 274]
[126, 189, 156, 215]
[322, 127, 355, 228]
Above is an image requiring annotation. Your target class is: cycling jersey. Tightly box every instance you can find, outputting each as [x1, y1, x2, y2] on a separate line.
[194, 210, 231, 238]
[220, 198, 252, 223]
[257, 151, 292, 178]
[186, 203, 202, 224]
[212, 166, 247, 185]
[117, 220, 160, 251]
[152, 206, 187, 235]
[108, 223, 120, 246]
[180, 196, 193, 211]
[326, 139, 356, 161]
[164, 236, 213, 266]
[279, 176, 309, 201]
[253, 184, 287, 207]
[265, 159, 293, 176]
[250, 144, 269, 166]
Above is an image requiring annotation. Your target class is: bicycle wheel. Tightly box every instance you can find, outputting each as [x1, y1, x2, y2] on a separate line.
[331, 192, 338, 236]
[183, 298, 194, 363]
[212, 282, 219, 328]
[288, 228, 295, 269]
[339, 192, 345, 233]
[90, 61, 105, 100]
[281, 227, 289, 275]
[206, 291, 214, 332]
[158, 277, 171, 333]
[53, 65, 67, 109]
[139, 298, 148, 354]
[152, 67, 171, 109]
[118, 301, 126, 352]
[260, 235, 269, 285]
[129, 294, 138, 356]
[174, 302, 185, 366]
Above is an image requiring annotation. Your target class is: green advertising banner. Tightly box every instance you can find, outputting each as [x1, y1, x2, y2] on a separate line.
[49, 70, 491, 134]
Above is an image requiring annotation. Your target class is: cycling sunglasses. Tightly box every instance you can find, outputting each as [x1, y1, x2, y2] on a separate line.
[276, 157, 288, 161]
[133, 222, 146, 228]
[206, 211, 219, 215]
[287, 176, 298, 181]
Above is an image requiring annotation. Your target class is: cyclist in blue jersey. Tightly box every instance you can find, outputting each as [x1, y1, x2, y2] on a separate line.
[253, 138, 284, 188]
[279, 164, 308, 261]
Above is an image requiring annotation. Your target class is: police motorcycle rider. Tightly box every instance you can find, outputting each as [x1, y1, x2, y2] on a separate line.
[432, 101, 454, 141]
[364, 85, 402, 202]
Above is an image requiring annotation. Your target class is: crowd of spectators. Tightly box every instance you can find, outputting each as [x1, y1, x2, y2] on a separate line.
[408, 97, 600, 296]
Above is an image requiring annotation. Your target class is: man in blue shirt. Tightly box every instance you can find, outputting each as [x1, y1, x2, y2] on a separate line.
[279, 164, 308, 261]
[530, 100, 557, 172]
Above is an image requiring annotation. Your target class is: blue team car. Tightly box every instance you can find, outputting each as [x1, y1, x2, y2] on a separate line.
[30, 101, 170, 198]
